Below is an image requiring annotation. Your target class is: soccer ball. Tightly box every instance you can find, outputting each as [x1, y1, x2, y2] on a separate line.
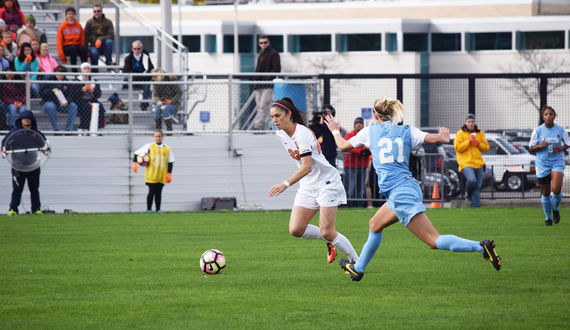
[136, 153, 150, 166]
[200, 249, 226, 275]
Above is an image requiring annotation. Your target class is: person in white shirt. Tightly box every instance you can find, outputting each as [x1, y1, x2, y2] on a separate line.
[268, 97, 359, 265]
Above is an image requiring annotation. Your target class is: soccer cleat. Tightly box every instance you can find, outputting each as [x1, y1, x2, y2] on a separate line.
[33, 210, 43, 215]
[339, 257, 364, 281]
[480, 239, 501, 271]
[156, 210, 163, 214]
[147, 210, 153, 213]
[545, 219, 553, 226]
[553, 210, 560, 224]
[7, 210, 17, 216]
[327, 242, 337, 263]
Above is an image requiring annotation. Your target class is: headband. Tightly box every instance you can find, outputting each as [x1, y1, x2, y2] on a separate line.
[272, 102, 291, 113]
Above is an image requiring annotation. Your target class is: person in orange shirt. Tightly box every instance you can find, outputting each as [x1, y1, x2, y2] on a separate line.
[56, 7, 87, 72]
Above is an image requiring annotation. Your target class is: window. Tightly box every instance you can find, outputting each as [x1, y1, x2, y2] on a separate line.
[386, 33, 397, 52]
[258, 35, 283, 53]
[431, 33, 461, 52]
[404, 33, 428, 52]
[174, 35, 200, 53]
[340, 34, 381, 52]
[519, 31, 564, 50]
[224, 35, 254, 53]
[208, 35, 217, 53]
[469, 32, 512, 51]
[121, 36, 154, 54]
[292, 35, 331, 52]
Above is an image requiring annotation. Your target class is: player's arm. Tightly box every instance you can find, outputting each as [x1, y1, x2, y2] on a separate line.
[424, 127, 450, 144]
[269, 153, 312, 197]
[323, 114, 356, 152]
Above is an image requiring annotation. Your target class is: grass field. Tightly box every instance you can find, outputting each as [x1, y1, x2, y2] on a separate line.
[1, 207, 569, 329]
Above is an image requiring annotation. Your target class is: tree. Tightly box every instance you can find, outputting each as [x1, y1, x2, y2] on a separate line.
[500, 49, 570, 124]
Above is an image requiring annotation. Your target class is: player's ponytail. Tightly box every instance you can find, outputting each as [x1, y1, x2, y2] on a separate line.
[272, 97, 307, 126]
[373, 97, 404, 125]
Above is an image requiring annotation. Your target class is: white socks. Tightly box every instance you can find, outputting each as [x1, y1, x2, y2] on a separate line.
[300, 225, 359, 263]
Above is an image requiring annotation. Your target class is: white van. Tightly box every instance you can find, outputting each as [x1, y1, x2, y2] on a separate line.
[450, 133, 536, 191]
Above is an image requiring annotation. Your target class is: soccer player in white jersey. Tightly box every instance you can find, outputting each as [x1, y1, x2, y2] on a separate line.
[529, 105, 570, 226]
[268, 97, 359, 265]
[325, 97, 501, 282]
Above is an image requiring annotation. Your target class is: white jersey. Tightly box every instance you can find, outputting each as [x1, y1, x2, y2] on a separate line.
[276, 124, 341, 190]
[135, 142, 176, 163]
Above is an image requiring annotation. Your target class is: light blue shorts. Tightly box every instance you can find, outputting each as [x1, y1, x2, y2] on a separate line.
[537, 161, 565, 179]
[385, 178, 426, 227]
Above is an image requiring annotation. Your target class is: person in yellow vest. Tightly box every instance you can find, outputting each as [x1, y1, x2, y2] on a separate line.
[132, 130, 175, 213]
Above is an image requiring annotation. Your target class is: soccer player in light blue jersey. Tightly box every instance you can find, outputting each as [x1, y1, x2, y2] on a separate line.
[325, 97, 501, 282]
[529, 105, 570, 226]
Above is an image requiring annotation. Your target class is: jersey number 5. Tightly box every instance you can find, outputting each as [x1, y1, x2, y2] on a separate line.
[378, 137, 404, 164]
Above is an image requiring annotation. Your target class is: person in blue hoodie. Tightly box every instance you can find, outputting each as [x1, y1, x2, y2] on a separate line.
[1, 110, 46, 215]
[39, 65, 78, 132]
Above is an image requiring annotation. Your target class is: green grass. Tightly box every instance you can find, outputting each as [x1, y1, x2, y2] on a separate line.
[1, 207, 569, 329]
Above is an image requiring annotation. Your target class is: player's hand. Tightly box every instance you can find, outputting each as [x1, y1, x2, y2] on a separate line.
[439, 127, 450, 142]
[553, 144, 562, 153]
[156, 101, 163, 106]
[95, 39, 102, 48]
[1, 150, 6, 159]
[132, 162, 138, 173]
[268, 183, 287, 197]
[539, 138, 549, 149]
[52, 88, 59, 93]
[165, 173, 172, 183]
[324, 114, 340, 133]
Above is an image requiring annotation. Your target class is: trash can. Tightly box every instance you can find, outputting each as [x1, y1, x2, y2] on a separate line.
[273, 79, 306, 113]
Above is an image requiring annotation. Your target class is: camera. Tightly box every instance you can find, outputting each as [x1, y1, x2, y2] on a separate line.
[312, 110, 328, 117]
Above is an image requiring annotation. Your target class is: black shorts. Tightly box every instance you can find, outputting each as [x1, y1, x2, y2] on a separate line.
[537, 173, 551, 185]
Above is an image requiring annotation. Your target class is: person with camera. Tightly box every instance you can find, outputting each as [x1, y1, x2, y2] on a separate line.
[309, 104, 338, 168]
[343, 117, 370, 207]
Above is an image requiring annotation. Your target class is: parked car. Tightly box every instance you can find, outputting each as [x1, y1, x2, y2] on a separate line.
[412, 143, 460, 199]
[441, 144, 494, 191]
[450, 133, 536, 191]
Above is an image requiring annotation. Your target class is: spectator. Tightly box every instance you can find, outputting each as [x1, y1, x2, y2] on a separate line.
[16, 15, 47, 45]
[0, 0, 24, 40]
[454, 114, 490, 208]
[39, 65, 78, 132]
[2, 29, 17, 62]
[30, 38, 39, 56]
[107, 92, 128, 124]
[0, 42, 9, 70]
[56, 7, 88, 72]
[2, 110, 46, 215]
[14, 42, 39, 96]
[14, 27, 35, 54]
[84, 4, 115, 71]
[122, 40, 154, 110]
[75, 62, 105, 132]
[343, 117, 370, 207]
[251, 35, 280, 130]
[2, 67, 26, 128]
[309, 104, 338, 168]
[151, 68, 181, 131]
[37, 43, 58, 73]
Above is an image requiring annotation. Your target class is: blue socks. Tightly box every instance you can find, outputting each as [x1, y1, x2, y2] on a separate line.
[542, 195, 552, 220]
[354, 230, 383, 273]
[552, 192, 562, 211]
[435, 235, 483, 253]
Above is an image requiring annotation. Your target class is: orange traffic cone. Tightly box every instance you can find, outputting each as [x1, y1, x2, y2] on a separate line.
[430, 182, 441, 209]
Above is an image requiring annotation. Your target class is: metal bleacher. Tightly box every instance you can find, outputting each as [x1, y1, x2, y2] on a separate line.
[19, 0, 173, 133]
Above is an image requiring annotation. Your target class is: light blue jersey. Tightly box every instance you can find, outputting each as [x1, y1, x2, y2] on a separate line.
[529, 123, 570, 178]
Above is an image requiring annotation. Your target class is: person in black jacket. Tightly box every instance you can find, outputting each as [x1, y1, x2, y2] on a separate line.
[309, 104, 338, 168]
[251, 35, 280, 130]
[76, 62, 105, 131]
[2, 110, 46, 215]
[122, 40, 154, 110]
[39, 65, 78, 131]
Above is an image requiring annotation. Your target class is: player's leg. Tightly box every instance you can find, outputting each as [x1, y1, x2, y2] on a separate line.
[9, 170, 26, 214]
[154, 183, 164, 212]
[289, 205, 320, 238]
[551, 170, 564, 224]
[319, 206, 359, 263]
[146, 183, 155, 212]
[354, 203, 398, 270]
[26, 168, 41, 213]
[539, 173, 553, 225]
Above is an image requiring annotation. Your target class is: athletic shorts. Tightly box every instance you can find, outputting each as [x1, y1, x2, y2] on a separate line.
[385, 178, 426, 227]
[537, 162, 565, 181]
[293, 179, 347, 209]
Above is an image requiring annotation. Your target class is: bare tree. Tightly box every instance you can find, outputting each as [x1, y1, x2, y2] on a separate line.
[500, 49, 570, 124]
